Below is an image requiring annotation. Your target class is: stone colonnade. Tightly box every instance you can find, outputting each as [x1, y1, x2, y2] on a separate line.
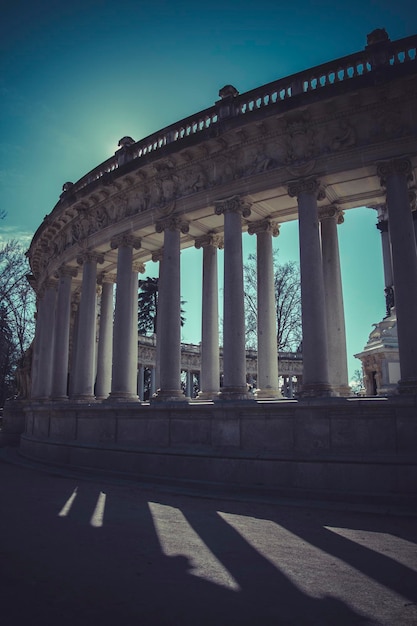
[30, 159, 417, 403]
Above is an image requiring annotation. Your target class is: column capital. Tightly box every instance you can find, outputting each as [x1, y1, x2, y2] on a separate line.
[76, 250, 104, 266]
[39, 278, 58, 296]
[110, 233, 142, 250]
[376, 158, 413, 187]
[151, 249, 164, 263]
[97, 272, 116, 285]
[287, 176, 325, 200]
[247, 219, 280, 237]
[194, 233, 224, 249]
[54, 265, 78, 279]
[133, 262, 146, 274]
[318, 205, 344, 224]
[214, 195, 251, 218]
[376, 218, 389, 233]
[155, 216, 189, 234]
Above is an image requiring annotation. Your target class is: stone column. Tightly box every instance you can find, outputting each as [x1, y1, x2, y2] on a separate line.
[130, 263, 144, 396]
[71, 252, 102, 401]
[248, 219, 281, 399]
[215, 195, 252, 400]
[108, 234, 141, 402]
[288, 177, 333, 397]
[30, 305, 41, 399]
[195, 234, 223, 400]
[375, 205, 395, 317]
[137, 364, 144, 400]
[288, 376, 294, 398]
[31, 280, 57, 400]
[51, 266, 78, 400]
[68, 293, 80, 397]
[95, 275, 115, 400]
[152, 250, 163, 391]
[152, 217, 189, 401]
[319, 206, 350, 397]
[150, 367, 156, 397]
[377, 158, 417, 394]
[185, 370, 193, 398]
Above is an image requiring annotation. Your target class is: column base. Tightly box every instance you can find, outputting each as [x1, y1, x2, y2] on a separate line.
[217, 386, 255, 401]
[398, 379, 417, 395]
[332, 385, 352, 397]
[299, 383, 335, 398]
[106, 393, 140, 403]
[50, 395, 69, 402]
[196, 390, 220, 401]
[151, 389, 189, 403]
[69, 395, 97, 404]
[254, 388, 282, 400]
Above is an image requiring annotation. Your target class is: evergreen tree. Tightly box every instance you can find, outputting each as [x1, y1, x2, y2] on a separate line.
[137, 277, 186, 336]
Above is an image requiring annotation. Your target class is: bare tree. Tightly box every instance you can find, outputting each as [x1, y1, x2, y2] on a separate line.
[0, 240, 36, 403]
[244, 251, 302, 352]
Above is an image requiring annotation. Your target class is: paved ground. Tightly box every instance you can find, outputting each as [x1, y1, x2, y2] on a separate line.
[0, 449, 417, 626]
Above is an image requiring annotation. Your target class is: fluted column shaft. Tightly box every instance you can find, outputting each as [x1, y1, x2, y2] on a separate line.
[109, 235, 141, 401]
[32, 281, 57, 399]
[153, 218, 189, 401]
[130, 267, 141, 395]
[137, 364, 144, 400]
[375, 205, 395, 317]
[72, 252, 102, 401]
[195, 234, 222, 400]
[378, 159, 417, 393]
[248, 220, 281, 398]
[320, 207, 350, 396]
[288, 178, 332, 397]
[152, 250, 164, 391]
[51, 267, 77, 400]
[215, 196, 252, 400]
[95, 278, 114, 399]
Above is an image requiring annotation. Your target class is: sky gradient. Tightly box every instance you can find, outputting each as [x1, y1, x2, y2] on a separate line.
[1, 0, 415, 380]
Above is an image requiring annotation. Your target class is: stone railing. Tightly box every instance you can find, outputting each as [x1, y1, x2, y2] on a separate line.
[61, 33, 417, 197]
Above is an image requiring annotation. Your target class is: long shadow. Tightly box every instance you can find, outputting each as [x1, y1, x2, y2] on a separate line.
[1, 459, 415, 625]
[181, 506, 370, 625]
[0, 472, 239, 625]
[259, 506, 417, 606]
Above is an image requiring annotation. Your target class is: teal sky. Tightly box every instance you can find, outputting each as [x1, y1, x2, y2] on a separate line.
[1, 0, 415, 380]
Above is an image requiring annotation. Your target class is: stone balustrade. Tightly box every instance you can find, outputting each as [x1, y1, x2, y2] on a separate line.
[32, 31, 417, 214]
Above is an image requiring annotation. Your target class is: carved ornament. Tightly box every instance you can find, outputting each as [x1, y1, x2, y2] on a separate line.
[194, 233, 224, 249]
[377, 158, 413, 187]
[76, 251, 105, 266]
[155, 216, 189, 234]
[318, 206, 344, 224]
[287, 177, 325, 200]
[110, 233, 142, 250]
[247, 219, 280, 236]
[214, 195, 251, 218]
[54, 265, 78, 279]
